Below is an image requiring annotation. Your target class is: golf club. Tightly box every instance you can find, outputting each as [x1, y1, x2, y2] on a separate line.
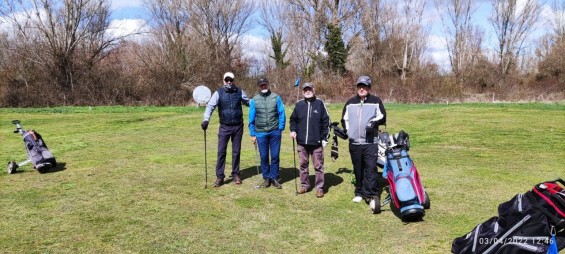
[253, 142, 262, 189]
[292, 138, 298, 195]
[204, 129, 208, 189]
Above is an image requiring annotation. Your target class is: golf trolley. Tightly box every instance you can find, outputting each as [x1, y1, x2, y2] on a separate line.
[6, 120, 56, 174]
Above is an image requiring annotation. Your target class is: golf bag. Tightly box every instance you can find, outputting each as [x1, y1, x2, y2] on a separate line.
[451, 179, 565, 254]
[381, 130, 429, 221]
[7, 120, 56, 174]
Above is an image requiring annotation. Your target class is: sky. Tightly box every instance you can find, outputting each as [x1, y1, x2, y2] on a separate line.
[100, 0, 562, 72]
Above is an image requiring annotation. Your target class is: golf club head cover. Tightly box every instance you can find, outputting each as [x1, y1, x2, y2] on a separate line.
[330, 122, 348, 140]
[201, 120, 209, 130]
[331, 135, 339, 161]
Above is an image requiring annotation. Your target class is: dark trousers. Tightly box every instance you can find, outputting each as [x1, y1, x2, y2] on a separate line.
[215, 123, 243, 179]
[297, 144, 324, 191]
[349, 143, 379, 198]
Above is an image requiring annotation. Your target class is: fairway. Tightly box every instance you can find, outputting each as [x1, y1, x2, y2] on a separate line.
[0, 103, 563, 253]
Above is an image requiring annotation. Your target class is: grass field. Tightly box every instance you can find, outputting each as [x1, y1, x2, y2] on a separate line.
[0, 103, 563, 253]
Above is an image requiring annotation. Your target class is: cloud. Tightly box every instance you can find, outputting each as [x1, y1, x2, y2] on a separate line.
[111, 0, 143, 9]
[239, 34, 271, 62]
[107, 19, 150, 42]
[426, 35, 451, 71]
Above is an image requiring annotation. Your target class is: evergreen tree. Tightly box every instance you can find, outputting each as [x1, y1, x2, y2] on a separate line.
[325, 23, 348, 75]
[269, 31, 289, 69]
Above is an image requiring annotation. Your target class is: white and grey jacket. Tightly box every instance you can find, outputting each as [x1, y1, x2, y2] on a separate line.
[340, 94, 386, 145]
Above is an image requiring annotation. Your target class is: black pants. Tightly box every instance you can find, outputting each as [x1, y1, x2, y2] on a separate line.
[349, 143, 379, 198]
[215, 123, 243, 179]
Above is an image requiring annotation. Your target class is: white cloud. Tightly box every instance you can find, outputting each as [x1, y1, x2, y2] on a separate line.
[107, 19, 150, 42]
[426, 35, 450, 71]
[111, 0, 143, 9]
[239, 34, 271, 62]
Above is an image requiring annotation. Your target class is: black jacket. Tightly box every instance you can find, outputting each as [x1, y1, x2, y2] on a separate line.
[289, 97, 330, 146]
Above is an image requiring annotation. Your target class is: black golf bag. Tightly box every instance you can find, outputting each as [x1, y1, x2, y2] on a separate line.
[451, 179, 565, 254]
[380, 130, 430, 221]
[7, 120, 56, 174]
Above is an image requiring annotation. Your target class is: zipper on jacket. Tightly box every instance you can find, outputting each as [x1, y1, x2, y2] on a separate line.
[305, 100, 311, 144]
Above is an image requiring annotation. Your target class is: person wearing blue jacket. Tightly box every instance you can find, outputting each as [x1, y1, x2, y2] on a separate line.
[248, 77, 286, 189]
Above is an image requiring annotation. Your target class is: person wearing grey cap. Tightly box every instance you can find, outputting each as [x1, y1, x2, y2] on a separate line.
[248, 77, 286, 189]
[289, 82, 330, 198]
[340, 75, 387, 212]
[201, 72, 250, 187]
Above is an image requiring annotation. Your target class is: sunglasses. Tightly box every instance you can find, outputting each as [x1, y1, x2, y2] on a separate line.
[224, 78, 234, 82]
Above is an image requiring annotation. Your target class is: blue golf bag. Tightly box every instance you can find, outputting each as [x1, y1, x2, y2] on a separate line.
[381, 130, 429, 221]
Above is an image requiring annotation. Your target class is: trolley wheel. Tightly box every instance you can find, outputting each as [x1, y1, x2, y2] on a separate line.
[7, 161, 18, 174]
[423, 191, 431, 209]
[370, 196, 381, 214]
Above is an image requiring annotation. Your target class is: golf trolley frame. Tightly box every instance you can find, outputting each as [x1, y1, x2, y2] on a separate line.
[7, 120, 56, 174]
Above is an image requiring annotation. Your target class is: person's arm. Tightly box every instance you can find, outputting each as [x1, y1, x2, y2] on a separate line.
[203, 91, 220, 121]
[369, 98, 386, 127]
[340, 101, 349, 131]
[277, 96, 286, 131]
[248, 99, 256, 137]
[320, 100, 330, 142]
[241, 89, 250, 107]
[289, 105, 298, 132]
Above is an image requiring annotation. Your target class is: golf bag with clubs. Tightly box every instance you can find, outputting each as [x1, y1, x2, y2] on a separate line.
[380, 130, 430, 221]
[451, 179, 565, 254]
[7, 120, 56, 174]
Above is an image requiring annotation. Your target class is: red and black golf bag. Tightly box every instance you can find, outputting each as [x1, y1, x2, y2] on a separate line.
[451, 179, 565, 254]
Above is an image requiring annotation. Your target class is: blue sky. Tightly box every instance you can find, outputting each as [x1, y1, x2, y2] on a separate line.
[108, 0, 556, 72]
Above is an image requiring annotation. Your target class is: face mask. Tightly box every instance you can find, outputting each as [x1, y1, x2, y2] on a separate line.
[261, 89, 269, 94]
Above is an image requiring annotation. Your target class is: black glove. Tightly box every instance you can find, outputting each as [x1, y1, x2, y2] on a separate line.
[201, 120, 209, 130]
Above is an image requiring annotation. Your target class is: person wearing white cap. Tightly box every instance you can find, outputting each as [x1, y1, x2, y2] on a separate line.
[202, 72, 250, 187]
[289, 82, 330, 198]
[340, 75, 387, 212]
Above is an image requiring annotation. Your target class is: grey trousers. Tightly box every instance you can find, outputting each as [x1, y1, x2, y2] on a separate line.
[297, 144, 325, 191]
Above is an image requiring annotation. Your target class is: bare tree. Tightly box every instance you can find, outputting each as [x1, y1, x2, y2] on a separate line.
[536, 0, 565, 81]
[489, 0, 542, 76]
[258, 0, 289, 70]
[435, 0, 483, 85]
[382, 0, 427, 81]
[190, 0, 254, 75]
[0, 0, 118, 103]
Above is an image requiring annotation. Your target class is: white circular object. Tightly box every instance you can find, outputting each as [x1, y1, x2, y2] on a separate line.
[192, 85, 211, 104]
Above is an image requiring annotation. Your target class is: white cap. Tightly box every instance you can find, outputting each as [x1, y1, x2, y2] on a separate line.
[223, 72, 235, 80]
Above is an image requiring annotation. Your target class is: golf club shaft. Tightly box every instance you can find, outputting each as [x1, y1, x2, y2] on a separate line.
[292, 138, 298, 195]
[204, 130, 208, 189]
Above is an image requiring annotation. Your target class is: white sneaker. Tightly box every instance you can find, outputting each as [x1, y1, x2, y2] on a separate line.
[352, 196, 363, 203]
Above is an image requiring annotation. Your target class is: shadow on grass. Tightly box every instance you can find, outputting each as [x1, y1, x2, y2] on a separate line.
[42, 162, 67, 174]
[237, 166, 345, 193]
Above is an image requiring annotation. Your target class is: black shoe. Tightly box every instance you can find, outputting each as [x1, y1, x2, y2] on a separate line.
[271, 179, 282, 189]
[261, 179, 271, 188]
[213, 178, 224, 187]
[233, 175, 242, 185]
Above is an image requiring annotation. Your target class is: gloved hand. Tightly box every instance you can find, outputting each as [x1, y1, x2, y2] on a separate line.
[201, 120, 209, 130]
[322, 140, 328, 148]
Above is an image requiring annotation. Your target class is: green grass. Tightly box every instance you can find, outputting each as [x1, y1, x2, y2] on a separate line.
[0, 103, 563, 253]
